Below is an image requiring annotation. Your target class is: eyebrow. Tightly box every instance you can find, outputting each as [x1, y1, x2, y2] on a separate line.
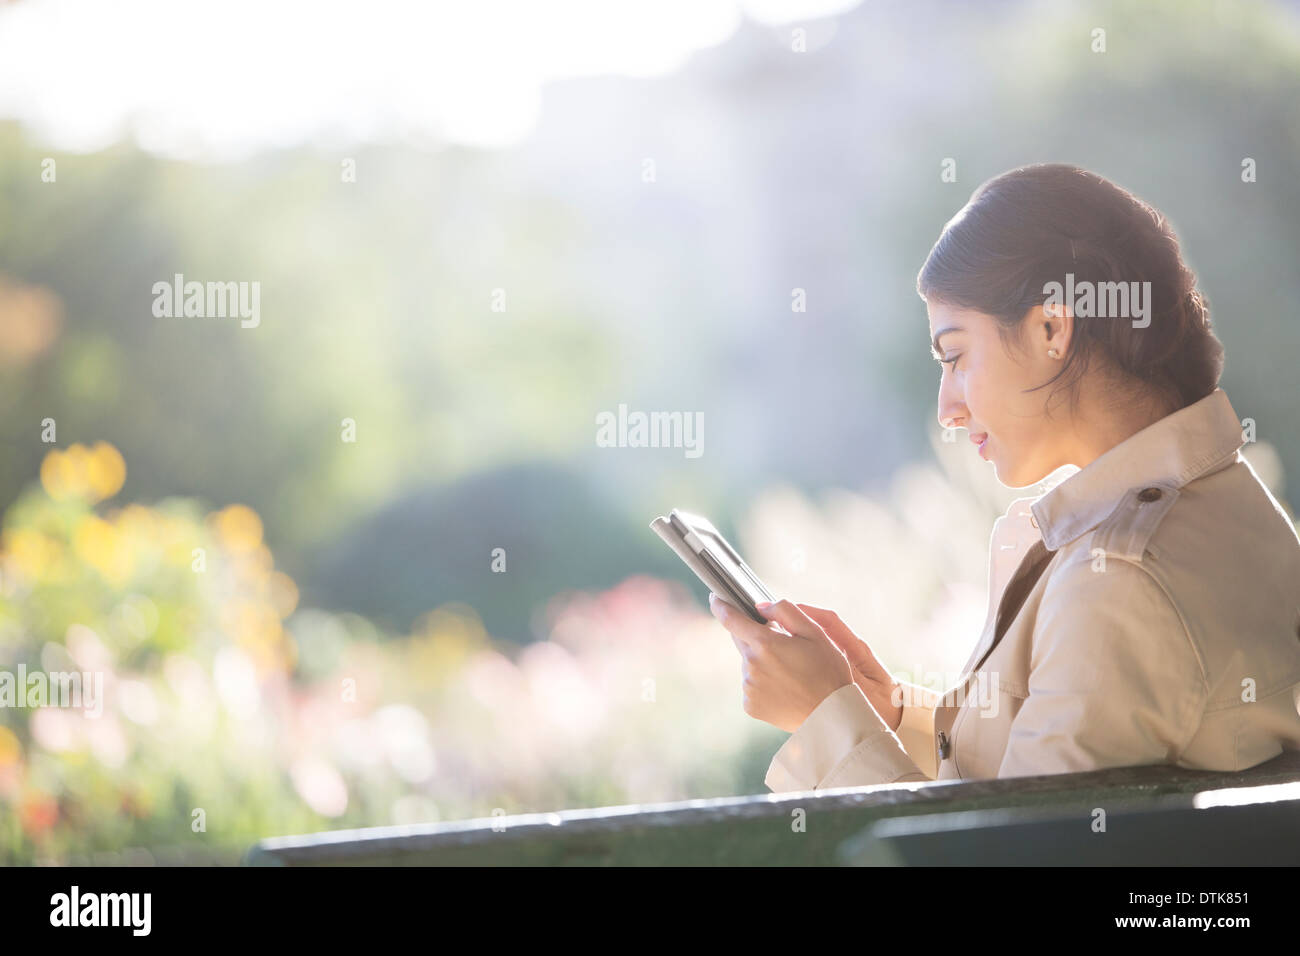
[931, 325, 964, 359]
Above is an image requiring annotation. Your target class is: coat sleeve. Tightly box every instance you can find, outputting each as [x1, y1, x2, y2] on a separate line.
[764, 681, 938, 792]
[995, 557, 1209, 778]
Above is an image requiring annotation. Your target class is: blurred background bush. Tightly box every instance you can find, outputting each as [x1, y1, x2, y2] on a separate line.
[0, 0, 1297, 862]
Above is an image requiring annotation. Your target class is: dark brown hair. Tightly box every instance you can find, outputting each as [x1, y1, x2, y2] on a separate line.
[916, 163, 1224, 415]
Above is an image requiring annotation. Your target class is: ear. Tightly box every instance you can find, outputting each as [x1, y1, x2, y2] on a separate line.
[1028, 301, 1074, 357]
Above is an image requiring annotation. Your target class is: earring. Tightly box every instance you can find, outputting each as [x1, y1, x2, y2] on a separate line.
[1047, 348, 1060, 359]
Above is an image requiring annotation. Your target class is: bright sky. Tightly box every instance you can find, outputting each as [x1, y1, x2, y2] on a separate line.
[0, 0, 860, 158]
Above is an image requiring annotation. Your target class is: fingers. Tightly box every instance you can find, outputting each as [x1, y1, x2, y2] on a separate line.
[797, 604, 857, 650]
[755, 599, 821, 640]
[798, 603, 879, 675]
[796, 603, 837, 623]
[710, 593, 771, 650]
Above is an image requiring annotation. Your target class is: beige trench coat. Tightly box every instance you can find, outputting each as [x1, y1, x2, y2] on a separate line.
[765, 386, 1300, 791]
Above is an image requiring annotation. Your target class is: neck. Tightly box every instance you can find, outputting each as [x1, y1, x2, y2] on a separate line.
[1061, 386, 1178, 471]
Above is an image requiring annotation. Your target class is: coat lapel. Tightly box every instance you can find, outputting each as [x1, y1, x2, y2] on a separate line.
[956, 538, 1055, 687]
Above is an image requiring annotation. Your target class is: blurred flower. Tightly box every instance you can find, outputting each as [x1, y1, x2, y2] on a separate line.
[19, 793, 59, 836]
[0, 726, 22, 767]
[109, 595, 159, 644]
[0, 277, 62, 367]
[3, 527, 59, 582]
[371, 704, 435, 784]
[118, 679, 160, 726]
[336, 716, 386, 772]
[0, 435, 1024, 863]
[120, 790, 154, 819]
[461, 649, 523, 710]
[213, 646, 261, 718]
[161, 653, 218, 739]
[88, 716, 129, 768]
[269, 571, 299, 618]
[211, 504, 263, 554]
[410, 604, 488, 684]
[290, 756, 348, 817]
[65, 624, 114, 673]
[30, 708, 80, 753]
[518, 640, 604, 741]
[85, 442, 127, 502]
[40, 442, 125, 503]
[74, 514, 133, 587]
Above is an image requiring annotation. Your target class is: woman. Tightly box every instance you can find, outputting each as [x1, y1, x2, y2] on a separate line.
[710, 163, 1300, 790]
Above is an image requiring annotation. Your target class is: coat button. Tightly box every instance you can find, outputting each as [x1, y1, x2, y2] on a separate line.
[1137, 486, 1163, 502]
[937, 731, 951, 759]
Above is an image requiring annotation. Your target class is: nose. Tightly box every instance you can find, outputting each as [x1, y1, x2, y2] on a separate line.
[937, 372, 968, 433]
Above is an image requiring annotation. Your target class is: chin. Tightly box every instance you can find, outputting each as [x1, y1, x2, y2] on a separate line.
[986, 452, 1021, 488]
[993, 456, 1052, 491]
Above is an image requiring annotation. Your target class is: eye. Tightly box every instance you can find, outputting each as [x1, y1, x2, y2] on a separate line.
[940, 354, 961, 371]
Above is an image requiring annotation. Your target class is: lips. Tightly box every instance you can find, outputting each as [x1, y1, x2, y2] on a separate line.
[971, 433, 989, 458]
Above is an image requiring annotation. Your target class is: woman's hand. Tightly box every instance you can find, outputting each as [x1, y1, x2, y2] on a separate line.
[709, 594, 903, 734]
[709, 594, 851, 733]
[796, 603, 904, 733]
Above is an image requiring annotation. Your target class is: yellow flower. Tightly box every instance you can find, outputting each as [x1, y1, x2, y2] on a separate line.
[39, 441, 126, 503]
[269, 571, 299, 618]
[410, 604, 489, 682]
[86, 442, 126, 501]
[225, 601, 282, 653]
[0, 726, 21, 767]
[3, 528, 56, 580]
[40, 447, 79, 500]
[74, 514, 133, 586]
[116, 504, 157, 541]
[211, 504, 263, 554]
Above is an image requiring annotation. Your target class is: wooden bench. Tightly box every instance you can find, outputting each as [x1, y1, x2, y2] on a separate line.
[246, 749, 1300, 865]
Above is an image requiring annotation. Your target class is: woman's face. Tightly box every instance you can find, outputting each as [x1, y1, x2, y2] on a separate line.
[927, 299, 1068, 488]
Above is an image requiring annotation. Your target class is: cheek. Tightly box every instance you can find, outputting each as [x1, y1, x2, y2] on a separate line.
[958, 359, 999, 423]
[964, 350, 1031, 438]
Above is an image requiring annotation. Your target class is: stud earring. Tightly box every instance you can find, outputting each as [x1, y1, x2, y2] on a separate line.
[1047, 348, 1060, 359]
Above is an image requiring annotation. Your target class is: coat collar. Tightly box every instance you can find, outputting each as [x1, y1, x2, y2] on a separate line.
[1029, 387, 1244, 552]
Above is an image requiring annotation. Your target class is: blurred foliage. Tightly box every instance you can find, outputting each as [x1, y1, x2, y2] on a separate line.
[2, 0, 1299, 639]
[0, 443, 782, 863]
[1, 0, 1299, 860]
[306, 461, 686, 640]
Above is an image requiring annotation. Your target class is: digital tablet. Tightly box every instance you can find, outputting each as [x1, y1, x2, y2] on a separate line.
[650, 509, 776, 623]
